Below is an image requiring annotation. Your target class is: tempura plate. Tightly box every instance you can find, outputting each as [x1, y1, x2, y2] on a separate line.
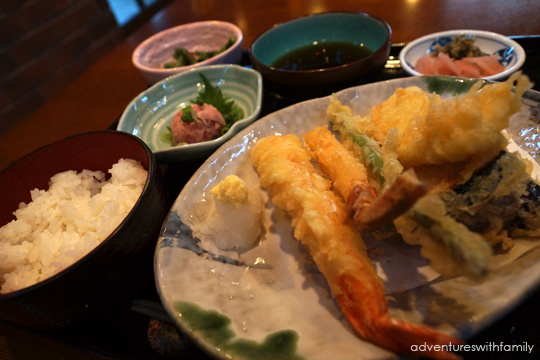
[155, 76, 540, 360]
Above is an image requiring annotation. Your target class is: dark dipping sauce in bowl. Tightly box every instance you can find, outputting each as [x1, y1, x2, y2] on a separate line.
[271, 41, 373, 70]
[249, 12, 392, 101]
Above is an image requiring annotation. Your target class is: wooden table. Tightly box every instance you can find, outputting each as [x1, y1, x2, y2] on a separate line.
[1, 0, 540, 170]
[1, 1, 540, 359]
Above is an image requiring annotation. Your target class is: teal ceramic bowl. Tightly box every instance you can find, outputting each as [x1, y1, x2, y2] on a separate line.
[117, 64, 262, 162]
[249, 12, 391, 97]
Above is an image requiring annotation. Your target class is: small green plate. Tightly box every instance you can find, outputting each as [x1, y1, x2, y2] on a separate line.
[117, 64, 262, 162]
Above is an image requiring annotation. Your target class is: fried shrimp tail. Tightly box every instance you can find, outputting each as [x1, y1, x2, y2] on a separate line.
[251, 134, 463, 359]
[348, 169, 430, 231]
[339, 273, 463, 360]
[303, 126, 429, 232]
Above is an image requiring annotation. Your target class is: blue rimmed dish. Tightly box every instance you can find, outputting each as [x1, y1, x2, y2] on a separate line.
[399, 29, 525, 81]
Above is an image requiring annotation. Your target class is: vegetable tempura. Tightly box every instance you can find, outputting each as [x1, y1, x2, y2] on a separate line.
[326, 72, 537, 279]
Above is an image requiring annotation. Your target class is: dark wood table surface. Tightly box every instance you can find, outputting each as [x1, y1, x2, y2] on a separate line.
[2, 1, 540, 359]
[2, 0, 540, 170]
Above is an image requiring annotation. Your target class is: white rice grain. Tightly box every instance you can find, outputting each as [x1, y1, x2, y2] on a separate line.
[0, 158, 147, 294]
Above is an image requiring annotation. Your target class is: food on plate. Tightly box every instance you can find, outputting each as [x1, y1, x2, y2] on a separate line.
[303, 126, 429, 232]
[200, 175, 263, 252]
[430, 35, 484, 59]
[439, 151, 540, 246]
[303, 125, 370, 200]
[171, 103, 226, 145]
[414, 35, 505, 77]
[247, 72, 536, 357]
[332, 72, 531, 187]
[326, 72, 536, 279]
[161, 37, 236, 69]
[0, 159, 147, 294]
[415, 52, 505, 77]
[395, 195, 494, 279]
[324, 98, 492, 278]
[326, 96, 388, 186]
[251, 134, 463, 360]
[161, 74, 244, 146]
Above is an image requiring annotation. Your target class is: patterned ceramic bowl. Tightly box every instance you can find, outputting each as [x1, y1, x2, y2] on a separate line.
[399, 29, 526, 81]
[117, 64, 263, 162]
[132, 21, 243, 84]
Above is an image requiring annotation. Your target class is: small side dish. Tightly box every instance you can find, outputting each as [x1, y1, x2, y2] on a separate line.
[249, 12, 391, 92]
[399, 30, 526, 81]
[414, 35, 505, 77]
[117, 64, 262, 162]
[160, 74, 244, 146]
[132, 21, 243, 84]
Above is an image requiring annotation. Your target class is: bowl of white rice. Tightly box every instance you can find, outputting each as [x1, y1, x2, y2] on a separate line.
[0, 131, 167, 329]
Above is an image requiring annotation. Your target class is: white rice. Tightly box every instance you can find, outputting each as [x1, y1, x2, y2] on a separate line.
[0, 158, 148, 294]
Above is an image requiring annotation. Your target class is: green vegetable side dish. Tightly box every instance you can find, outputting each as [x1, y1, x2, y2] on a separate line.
[163, 37, 237, 69]
[160, 73, 244, 146]
[429, 35, 485, 60]
[175, 301, 304, 360]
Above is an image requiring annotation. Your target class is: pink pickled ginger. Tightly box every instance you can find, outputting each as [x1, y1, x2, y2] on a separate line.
[414, 53, 505, 78]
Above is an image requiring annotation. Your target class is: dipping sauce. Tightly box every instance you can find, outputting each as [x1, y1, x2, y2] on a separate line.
[271, 41, 373, 70]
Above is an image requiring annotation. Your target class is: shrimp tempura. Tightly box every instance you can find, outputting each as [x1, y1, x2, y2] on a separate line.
[251, 134, 463, 360]
[304, 126, 429, 232]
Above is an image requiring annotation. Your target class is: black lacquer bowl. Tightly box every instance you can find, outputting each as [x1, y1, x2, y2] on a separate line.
[0, 131, 167, 329]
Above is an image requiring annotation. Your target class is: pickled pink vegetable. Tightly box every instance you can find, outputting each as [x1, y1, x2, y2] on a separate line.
[414, 53, 505, 78]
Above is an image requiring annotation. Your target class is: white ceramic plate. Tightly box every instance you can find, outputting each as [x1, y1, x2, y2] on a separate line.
[399, 30, 526, 81]
[155, 76, 540, 360]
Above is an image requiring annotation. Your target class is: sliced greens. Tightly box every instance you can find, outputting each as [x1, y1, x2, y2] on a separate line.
[192, 74, 244, 132]
[163, 37, 236, 69]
